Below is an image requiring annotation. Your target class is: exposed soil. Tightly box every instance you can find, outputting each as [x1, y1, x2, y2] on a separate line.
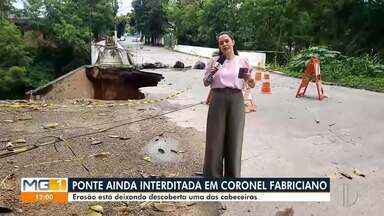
[0, 98, 220, 216]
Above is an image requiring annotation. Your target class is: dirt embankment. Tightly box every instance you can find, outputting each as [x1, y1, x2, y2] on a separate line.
[0, 99, 220, 216]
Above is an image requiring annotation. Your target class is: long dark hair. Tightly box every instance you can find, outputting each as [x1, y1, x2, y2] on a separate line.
[216, 31, 239, 58]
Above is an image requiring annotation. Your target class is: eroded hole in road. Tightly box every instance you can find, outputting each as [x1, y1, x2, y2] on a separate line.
[86, 66, 164, 100]
[144, 136, 182, 163]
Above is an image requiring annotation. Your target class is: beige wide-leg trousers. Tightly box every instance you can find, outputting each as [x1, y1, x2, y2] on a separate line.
[203, 88, 245, 177]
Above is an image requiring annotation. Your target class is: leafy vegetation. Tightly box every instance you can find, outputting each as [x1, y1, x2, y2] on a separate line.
[153, 0, 383, 91]
[161, 0, 384, 59]
[24, 0, 117, 72]
[1, 0, 384, 99]
[132, 0, 168, 45]
[277, 47, 384, 92]
[0, 0, 117, 99]
[0, 0, 14, 18]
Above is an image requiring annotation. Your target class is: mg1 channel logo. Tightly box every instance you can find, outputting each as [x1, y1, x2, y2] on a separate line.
[21, 178, 68, 204]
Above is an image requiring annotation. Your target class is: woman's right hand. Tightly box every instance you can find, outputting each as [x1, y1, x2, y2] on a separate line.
[211, 63, 219, 74]
[211, 67, 218, 74]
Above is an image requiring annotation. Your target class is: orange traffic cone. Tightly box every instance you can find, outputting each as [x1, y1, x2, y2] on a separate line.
[261, 72, 271, 94]
[255, 63, 263, 81]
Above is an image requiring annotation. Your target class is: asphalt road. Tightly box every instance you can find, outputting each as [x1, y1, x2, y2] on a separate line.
[126, 43, 384, 216]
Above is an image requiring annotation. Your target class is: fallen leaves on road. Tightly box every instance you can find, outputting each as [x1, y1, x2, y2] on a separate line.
[339, 171, 353, 180]
[91, 140, 103, 145]
[17, 116, 33, 121]
[167, 172, 178, 177]
[15, 139, 26, 143]
[72, 99, 93, 105]
[143, 156, 152, 162]
[353, 168, 366, 178]
[170, 149, 185, 154]
[0, 101, 56, 110]
[7, 146, 28, 153]
[87, 204, 103, 216]
[181, 202, 197, 207]
[0, 173, 15, 190]
[43, 122, 59, 129]
[0, 138, 9, 142]
[91, 152, 111, 159]
[139, 201, 153, 210]
[275, 207, 294, 216]
[5, 142, 13, 148]
[152, 202, 177, 212]
[0, 146, 37, 159]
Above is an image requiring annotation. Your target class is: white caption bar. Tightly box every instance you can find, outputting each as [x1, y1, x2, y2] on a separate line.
[68, 192, 330, 202]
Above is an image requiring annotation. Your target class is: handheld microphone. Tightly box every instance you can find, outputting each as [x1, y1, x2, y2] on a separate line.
[207, 55, 226, 84]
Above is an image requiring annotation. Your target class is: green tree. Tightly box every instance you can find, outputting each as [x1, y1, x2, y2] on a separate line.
[0, 0, 14, 18]
[132, 0, 169, 45]
[0, 0, 118, 99]
[116, 15, 131, 38]
[313, 0, 384, 56]
[0, 66, 30, 99]
[165, 0, 384, 59]
[0, 18, 33, 99]
[0, 18, 32, 67]
[24, 0, 117, 74]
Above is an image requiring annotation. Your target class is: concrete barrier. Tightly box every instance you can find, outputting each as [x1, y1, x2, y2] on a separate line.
[28, 66, 164, 101]
[27, 66, 94, 100]
[174, 45, 266, 68]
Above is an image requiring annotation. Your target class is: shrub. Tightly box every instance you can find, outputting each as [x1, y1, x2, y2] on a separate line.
[0, 18, 54, 99]
[281, 47, 384, 92]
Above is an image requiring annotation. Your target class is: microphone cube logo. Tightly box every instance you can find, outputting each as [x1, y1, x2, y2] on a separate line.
[21, 178, 68, 203]
[21, 178, 67, 192]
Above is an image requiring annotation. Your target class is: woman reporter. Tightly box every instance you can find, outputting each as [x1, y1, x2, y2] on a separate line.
[203, 32, 255, 177]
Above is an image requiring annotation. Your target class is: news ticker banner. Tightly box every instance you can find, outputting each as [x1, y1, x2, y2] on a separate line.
[20, 177, 330, 203]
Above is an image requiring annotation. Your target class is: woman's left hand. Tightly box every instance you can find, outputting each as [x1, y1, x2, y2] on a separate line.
[242, 73, 251, 80]
[244, 75, 256, 88]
